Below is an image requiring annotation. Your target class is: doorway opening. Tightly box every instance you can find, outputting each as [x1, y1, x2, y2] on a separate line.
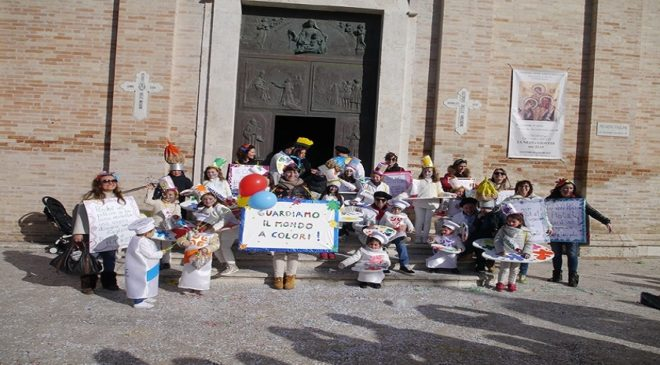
[273, 115, 335, 168]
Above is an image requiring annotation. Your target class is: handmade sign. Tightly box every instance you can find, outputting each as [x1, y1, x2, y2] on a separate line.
[238, 199, 338, 253]
[382, 171, 412, 198]
[546, 198, 587, 243]
[352, 252, 390, 272]
[338, 207, 364, 223]
[505, 198, 551, 244]
[473, 238, 554, 263]
[84, 196, 141, 253]
[430, 243, 462, 254]
[227, 164, 269, 196]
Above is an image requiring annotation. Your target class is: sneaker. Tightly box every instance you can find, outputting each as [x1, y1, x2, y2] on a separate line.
[220, 264, 239, 276]
[400, 266, 415, 274]
[518, 275, 528, 284]
[507, 283, 517, 292]
[133, 301, 154, 309]
[383, 269, 391, 274]
[370, 283, 382, 289]
[327, 253, 336, 260]
[359, 281, 368, 288]
[495, 282, 505, 292]
[145, 298, 157, 303]
[160, 263, 171, 270]
[319, 253, 329, 260]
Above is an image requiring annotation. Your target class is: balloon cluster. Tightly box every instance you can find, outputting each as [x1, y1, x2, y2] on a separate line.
[237, 174, 277, 210]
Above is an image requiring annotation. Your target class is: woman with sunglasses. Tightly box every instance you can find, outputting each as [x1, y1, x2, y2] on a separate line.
[383, 152, 405, 172]
[72, 172, 127, 294]
[489, 168, 513, 191]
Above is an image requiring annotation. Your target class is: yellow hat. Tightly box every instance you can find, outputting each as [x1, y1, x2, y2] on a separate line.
[421, 155, 434, 168]
[296, 137, 314, 148]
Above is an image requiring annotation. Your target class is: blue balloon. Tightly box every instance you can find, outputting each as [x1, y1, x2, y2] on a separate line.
[248, 191, 277, 210]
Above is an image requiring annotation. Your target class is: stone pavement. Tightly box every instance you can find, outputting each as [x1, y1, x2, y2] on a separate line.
[1, 246, 659, 364]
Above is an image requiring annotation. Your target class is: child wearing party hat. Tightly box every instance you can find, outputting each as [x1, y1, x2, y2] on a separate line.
[203, 157, 233, 205]
[410, 155, 443, 243]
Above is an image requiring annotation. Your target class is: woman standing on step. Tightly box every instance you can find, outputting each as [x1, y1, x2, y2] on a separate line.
[546, 178, 612, 287]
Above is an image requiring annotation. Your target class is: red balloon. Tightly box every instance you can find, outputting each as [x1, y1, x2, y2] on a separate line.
[239, 173, 268, 197]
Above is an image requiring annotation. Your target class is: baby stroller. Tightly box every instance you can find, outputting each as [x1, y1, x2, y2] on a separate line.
[42, 196, 73, 254]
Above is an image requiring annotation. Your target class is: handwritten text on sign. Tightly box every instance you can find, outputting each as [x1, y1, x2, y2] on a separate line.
[239, 200, 338, 253]
[227, 164, 269, 196]
[383, 171, 412, 198]
[84, 196, 141, 253]
[546, 198, 587, 243]
[507, 198, 551, 244]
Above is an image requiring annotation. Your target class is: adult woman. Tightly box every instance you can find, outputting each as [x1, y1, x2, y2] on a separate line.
[502, 180, 550, 283]
[383, 152, 405, 172]
[270, 164, 312, 290]
[489, 168, 513, 191]
[546, 178, 612, 287]
[234, 144, 259, 165]
[452, 158, 471, 178]
[72, 172, 126, 294]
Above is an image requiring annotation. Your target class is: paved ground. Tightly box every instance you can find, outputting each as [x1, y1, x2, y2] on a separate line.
[1, 246, 659, 364]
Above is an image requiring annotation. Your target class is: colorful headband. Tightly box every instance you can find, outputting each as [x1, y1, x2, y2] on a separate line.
[555, 177, 574, 188]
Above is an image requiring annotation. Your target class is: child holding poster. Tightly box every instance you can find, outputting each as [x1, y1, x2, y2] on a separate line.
[145, 176, 181, 270]
[494, 209, 532, 293]
[125, 218, 165, 309]
[379, 199, 415, 274]
[338, 232, 391, 288]
[426, 220, 465, 274]
[320, 180, 344, 260]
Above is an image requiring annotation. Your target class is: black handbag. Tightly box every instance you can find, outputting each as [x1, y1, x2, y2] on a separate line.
[50, 241, 102, 275]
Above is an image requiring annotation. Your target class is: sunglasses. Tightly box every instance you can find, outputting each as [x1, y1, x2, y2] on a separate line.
[493, 172, 506, 176]
[374, 198, 387, 202]
[100, 179, 117, 184]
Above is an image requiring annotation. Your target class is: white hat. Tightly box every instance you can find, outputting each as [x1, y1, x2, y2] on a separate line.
[500, 203, 518, 216]
[479, 200, 495, 209]
[327, 179, 341, 188]
[159, 176, 177, 192]
[367, 231, 388, 245]
[391, 199, 410, 210]
[127, 217, 156, 234]
[442, 220, 460, 231]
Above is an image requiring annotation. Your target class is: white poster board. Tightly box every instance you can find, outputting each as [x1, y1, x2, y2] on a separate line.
[227, 164, 269, 196]
[238, 200, 338, 253]
[383, 171, 412, 198]
[84, 196, 141, 253]
[508, 69, 567, 159]
[495, 190, 515, 205]
[546, 198, 587, 243]
[506, 198, 551, 244]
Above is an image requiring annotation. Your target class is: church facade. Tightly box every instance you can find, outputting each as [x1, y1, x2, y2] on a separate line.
[2, 0, 659, 256]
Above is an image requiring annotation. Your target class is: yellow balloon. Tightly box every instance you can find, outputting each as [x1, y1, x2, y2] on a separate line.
[237, 195, 249, 208]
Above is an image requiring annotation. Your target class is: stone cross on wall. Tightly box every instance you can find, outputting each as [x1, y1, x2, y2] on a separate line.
[443, 88, 481, 135]
[120, 71, 163, 121]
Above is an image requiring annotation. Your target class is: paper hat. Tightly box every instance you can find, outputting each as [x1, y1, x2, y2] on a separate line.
[479, 200, 495, 209]
[421, 155, 434, 168]
[367, 231, 388, 245]
[190, 184, 224, 201]
[500, 203, 518, 216]
[554, 177, 574, 189]
[296, 137, 314, 148]
[164, 141, 185, 169]
[442, 220, 460, 231]
[208, 157, 227, 170]
[391, 199, 410, 210]
[327, 179, 341, 188]
[249, 165, 268, 175]
[159, 176, 177, 192]
[127, 217, 156, 234]
[169, 163, 185, 172]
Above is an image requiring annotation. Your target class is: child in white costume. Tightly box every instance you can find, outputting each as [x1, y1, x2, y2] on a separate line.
[379, 199, 416, 274]
[426, 220, 465, 274]
[125, 218, 164, 309]
[144, 176, 181, 269]
[494, 210, 532, 293]
[178, 192, 229, 294]
[338, 231, 391, 288]
[410, 156, 443, 243]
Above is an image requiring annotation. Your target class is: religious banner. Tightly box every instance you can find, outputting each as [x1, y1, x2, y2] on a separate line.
[546, 198, 587, 243]
[227, 164, 269, 196]
[84, 196, 141, 253]
[238, 200, 338, 253]
[383, 171, 412, 198]
[508, 69, 567, 159]
[506, 198, 551, 244]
